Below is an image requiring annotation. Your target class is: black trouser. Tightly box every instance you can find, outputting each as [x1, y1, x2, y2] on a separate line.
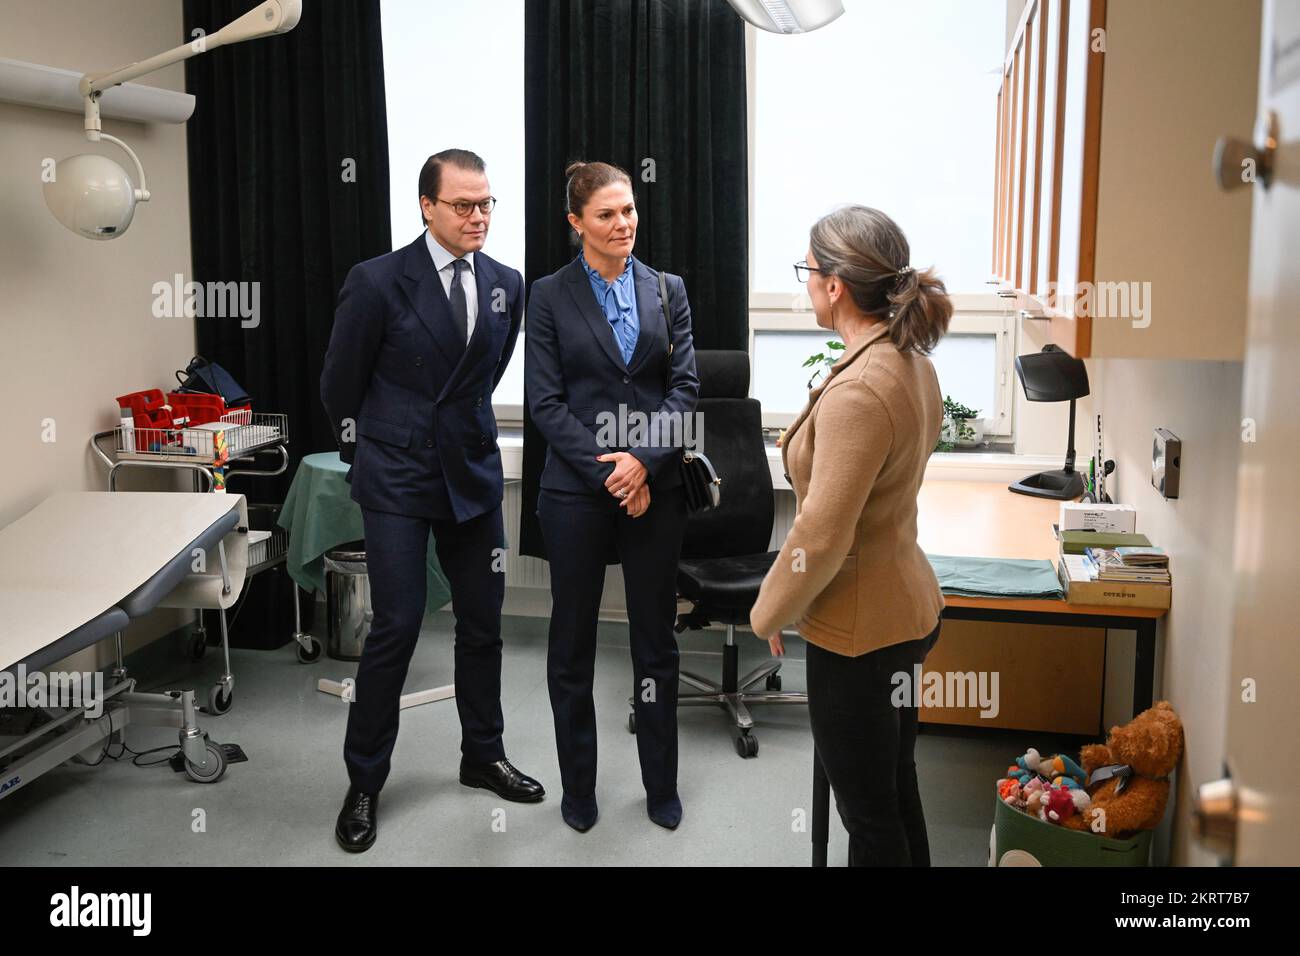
[537, 484, 687, 801]
[343, 505, 507, 793]
[806, 620, 941, 866]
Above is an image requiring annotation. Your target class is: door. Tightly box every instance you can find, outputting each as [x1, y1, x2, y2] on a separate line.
[1197, 0, 1300, 865]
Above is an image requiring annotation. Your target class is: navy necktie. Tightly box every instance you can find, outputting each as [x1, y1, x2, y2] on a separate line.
[449, 258, 469, 348]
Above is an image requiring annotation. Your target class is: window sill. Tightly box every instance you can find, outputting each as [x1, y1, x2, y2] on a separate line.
[497, 431, 1058, 489]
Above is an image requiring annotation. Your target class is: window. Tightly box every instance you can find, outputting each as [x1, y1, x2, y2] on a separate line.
[382, 0, 526, 421]
[749, 294, 1014, 433]
[748, 0, 1011, 435]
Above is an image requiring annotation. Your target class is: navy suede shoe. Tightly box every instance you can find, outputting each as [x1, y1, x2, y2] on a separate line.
[647, 792, 682, 830]
[561, 792, 599, 832]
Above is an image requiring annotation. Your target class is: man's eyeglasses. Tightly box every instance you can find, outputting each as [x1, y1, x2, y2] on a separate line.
[438, 197, 497, 217]
[793, 262, 823, 283]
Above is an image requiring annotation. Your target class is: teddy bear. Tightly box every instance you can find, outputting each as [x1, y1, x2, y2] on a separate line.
[1062, 700, 1184, 838]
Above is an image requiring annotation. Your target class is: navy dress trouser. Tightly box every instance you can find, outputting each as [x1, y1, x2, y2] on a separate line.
[343, 504, 507, 793]
[537, 484, 687, 801]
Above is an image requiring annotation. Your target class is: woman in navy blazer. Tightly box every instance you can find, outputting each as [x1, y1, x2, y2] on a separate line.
[525, 161, 699, 832]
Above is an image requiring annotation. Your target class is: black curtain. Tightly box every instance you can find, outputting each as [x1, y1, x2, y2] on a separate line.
[520, 0, 748, 557]
[183, 0, 391, 503]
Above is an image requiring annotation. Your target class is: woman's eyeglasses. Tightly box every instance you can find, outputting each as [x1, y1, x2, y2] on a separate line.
[438, 197, 497, 217]
[793, 262, 823, 283]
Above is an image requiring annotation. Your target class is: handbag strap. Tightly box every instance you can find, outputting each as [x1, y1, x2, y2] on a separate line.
[658, 270, 674, 391]
[175, 355, 209, 388]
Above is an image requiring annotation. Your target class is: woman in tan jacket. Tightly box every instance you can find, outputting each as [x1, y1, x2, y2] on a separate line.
[750, 205, 951, 866]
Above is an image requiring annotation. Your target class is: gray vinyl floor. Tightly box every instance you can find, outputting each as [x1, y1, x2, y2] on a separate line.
[0, 610, 1074, 867]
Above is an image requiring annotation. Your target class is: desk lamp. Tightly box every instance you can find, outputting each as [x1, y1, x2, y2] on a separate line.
[1009, 344, 1088, 500]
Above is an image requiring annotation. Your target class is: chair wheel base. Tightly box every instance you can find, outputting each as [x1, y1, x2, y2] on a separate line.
[734, 732, 758, 758]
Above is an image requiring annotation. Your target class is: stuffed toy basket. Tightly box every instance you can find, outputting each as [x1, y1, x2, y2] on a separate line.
[990, 796, 1153, 866]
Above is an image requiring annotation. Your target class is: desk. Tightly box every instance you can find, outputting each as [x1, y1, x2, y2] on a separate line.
[810, 481, 1167, 866]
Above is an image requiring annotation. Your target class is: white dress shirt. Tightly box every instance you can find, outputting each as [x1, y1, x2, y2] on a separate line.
[425, 230, 478, 341]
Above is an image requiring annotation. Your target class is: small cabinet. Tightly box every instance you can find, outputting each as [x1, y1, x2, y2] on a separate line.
[992, 0, 1259, 360]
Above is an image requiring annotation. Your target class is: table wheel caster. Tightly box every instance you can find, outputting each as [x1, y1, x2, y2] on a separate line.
[184, 739, 227, 784]
[188, 631, 207, 661]
[207, 684, 233, 715]
[296, 636, 322, 664]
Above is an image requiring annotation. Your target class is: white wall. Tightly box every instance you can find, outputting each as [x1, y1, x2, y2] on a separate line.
[1092, 358, 1244, 865]
[0, 0, 195, 657]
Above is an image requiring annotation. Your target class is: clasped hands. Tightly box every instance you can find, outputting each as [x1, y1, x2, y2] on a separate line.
[596, 452, 650, 518]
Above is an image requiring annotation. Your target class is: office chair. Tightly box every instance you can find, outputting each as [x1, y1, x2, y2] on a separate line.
[627, 349, 808, 758]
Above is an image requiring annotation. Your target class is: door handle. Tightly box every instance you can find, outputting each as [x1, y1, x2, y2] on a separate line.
[1213, 110, 1278, 191]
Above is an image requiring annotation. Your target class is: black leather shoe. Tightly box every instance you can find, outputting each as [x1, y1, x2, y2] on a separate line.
[459, 758, 546, 803]
[335, 787, 378, 853]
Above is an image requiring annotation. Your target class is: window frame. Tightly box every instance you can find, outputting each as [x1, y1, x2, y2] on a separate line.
[493, 329, 525, 427]
[748, 292, 1016, 433]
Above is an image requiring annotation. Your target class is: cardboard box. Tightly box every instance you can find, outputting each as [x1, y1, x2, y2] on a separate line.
[1059, 502, 1137, 533]
[1056, 558, 1171, 610]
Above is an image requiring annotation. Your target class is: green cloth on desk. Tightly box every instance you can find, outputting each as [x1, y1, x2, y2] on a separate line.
[926, 554, 1065, 600]
[278, 452, 452, 613]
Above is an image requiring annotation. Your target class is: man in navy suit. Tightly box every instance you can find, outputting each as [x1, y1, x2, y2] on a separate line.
[321, 149, 542, 853]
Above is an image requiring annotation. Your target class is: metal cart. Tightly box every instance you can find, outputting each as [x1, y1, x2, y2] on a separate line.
[90, 411, 318, 711]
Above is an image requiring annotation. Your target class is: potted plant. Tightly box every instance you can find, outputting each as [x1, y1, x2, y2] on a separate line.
[940, 395, 984, 449]
[801, 340, 845, 389]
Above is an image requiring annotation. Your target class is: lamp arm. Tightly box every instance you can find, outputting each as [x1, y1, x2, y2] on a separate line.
[69, 0, 300, 200]
[1063, 397, 1078, 474]
[80, 43, 200, 99]
[78, 0, 301, 97]
[97, 132, 150, 202]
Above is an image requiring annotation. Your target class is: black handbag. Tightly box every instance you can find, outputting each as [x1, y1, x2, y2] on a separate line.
[175, 355, 253, 407]
[658, 271, 721, 512]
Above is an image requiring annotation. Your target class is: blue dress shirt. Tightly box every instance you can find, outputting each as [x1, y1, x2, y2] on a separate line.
[581, 254, 639, 365]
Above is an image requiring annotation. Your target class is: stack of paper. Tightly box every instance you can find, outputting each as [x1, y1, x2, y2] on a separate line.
[1056, 542, 1172, 609]
[1084, 546, 1171, 584]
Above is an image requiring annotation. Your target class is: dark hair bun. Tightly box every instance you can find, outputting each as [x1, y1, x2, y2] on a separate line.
[563, 161, 634, 249]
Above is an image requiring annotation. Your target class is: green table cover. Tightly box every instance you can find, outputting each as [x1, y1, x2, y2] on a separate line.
[926, 554, 1065, 600]
[278, 452, 451, 613]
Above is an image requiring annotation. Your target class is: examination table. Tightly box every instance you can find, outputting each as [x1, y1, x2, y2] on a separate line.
[0, 492, 249, 800]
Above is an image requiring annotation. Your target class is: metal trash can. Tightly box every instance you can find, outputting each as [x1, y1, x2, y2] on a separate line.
[324, 541, 372, 661]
